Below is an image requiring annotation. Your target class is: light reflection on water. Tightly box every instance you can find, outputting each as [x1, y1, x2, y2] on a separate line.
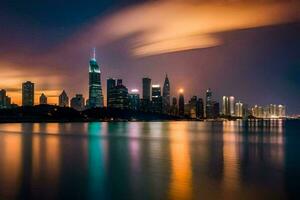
[0, 120, 297, 200]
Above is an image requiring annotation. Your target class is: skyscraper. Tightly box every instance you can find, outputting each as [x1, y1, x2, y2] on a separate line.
[229, 96, 235, 116]
[107, 78, 116, 107]
[212, 101, 220, 118]
[22, 81, 34, 106]
[0, 89, 6, 109]
[235, 101, 243, 117]
[142, 77, 151, 100]
[128, 89, 140, 111]
[170, 97, 178, 116]
[71, 94, 85, 111]
[205, 88, 213, 118]
[162, 74, 170, 114]
[151, 85, 162, 113]
[59, 90, 69, 107]
[178, 91, 185, 116]
[0, 89, 10, 109]
[188, 96, 198, 118]
[88, 48, 104, 108]
[39, 93, 47, 104]
[196, 98, 204, 119]
[222, 96, 230, 116]
[109, 79, 129, 109]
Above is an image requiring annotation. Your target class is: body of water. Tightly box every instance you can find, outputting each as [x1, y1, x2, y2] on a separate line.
[0, 120, 299, 199]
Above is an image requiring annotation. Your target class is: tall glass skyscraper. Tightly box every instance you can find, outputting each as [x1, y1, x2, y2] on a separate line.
[162, 74, 170, 114]
[88, 48, 104, 108]
[205, 88, 213, 118]
[179, 92, 185, 116]
[22, 81, 34, 106]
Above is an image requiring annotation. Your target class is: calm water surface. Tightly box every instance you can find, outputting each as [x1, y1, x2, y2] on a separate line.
[0, 121, 299, 200]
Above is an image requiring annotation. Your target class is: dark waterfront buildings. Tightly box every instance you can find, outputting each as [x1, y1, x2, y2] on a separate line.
[109, 79, 129, 109]
[151, 85, 162, 113]
[39, 93, 47, 105]
[22, 81, 34, 106]
[196, 98, 204, 119]
[179, 91, 185, 116]
[205, 88, 213, 119]
[88, 49, 104, 108]
[0, 89, 11, 109]
[71, 94, 85, 111]
[162, 74, 170, 114]
[141, 77, 152, 112]
[128, 89, 140, 111]
[107, 78, 116, 108]
[142, 77, 151, 100]
[212, 101, 220, 118]
[170, 97, 178, 116]
[59, 90, 69, 107]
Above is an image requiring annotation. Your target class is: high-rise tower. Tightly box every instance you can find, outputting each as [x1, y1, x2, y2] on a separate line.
[178, 90, 184, 116]
[162, 74, 170, 114]
[205, 88, 213, 118]
[88, 48, 104, 108]
[22, 81, 34, 106]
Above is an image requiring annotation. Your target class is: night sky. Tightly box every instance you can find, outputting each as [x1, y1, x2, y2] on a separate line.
[0, 0, 299, 114]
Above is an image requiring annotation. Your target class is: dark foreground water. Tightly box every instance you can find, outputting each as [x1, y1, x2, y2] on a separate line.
[0, 120, 299, 200]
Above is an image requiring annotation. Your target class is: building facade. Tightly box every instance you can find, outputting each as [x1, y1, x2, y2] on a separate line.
[162, 74, 170, 114]
[178, 92, 185, 116]
[151, 85, 162, 113]
[205, 88, 213, 118]
[39, 93, 47, 104]
[128, 89, 140, 111]
[142, 77, 151, 100]
[107, 78, 116, 108]
[59, 90, 69, 107]
[88, 49, 104, 108]
[71, 94, 85, 111]
[22, 81, 34, 106]
[109, 79, 129, 109]
[0, 89, 11, 109]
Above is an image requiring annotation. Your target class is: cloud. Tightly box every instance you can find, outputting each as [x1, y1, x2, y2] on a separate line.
[65, 0, 300, 57]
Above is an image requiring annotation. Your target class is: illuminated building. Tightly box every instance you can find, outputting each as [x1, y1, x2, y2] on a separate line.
[39, 93, 47, 105]
[109, 79, 129, 109]
[59, 90, 69, 107]
[252, 104, 286, 118]
[129, 89, 140, 110]
[107, 78, 116, 108]
[235, 101, 243, 117]
[188, 96, 197, 118]
[88, 48, 104, 108]
[22, 81, 34, 106]
[229, 96, 235, 116]
[71, 94, 85, 111]
[151, 84, 162, 113]
[278, 105, 286, 117]
[178, 91, 184, 116]
[222, 96, 230, 116]
[205, 88, 213, 118]
[162, 74, 170, 114]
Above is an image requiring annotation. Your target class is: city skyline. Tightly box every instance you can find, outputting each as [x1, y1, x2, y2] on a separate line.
[0, 47, 288, 118]
[0, 1, 299, 114]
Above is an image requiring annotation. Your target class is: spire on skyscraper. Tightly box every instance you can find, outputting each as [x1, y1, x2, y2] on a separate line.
[92, 48, 96, 61]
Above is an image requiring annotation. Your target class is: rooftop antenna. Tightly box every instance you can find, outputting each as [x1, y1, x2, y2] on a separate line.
[92, 47, 96, 60]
